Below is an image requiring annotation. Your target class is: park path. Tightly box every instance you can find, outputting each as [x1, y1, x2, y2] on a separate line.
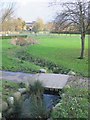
[0, 70, 70, 89]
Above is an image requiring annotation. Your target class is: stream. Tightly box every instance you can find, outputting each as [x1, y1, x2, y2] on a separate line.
[21, 93, 60, 118]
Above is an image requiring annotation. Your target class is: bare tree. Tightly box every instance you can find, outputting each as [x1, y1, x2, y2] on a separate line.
[0, 2, 16, 23]
[0, 2, 16, 28]
[0, 2, 17, 32]
[53, 0, 90, 59]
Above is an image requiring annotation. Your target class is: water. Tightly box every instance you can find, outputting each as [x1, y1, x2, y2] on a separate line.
[21, 94, 60, 118]
[43, 94, 60, 110]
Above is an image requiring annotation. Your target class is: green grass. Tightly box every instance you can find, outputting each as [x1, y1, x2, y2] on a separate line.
[51, 87, 88, 119]
[0, 34, 88, 76]
[1, 39, 41, 73]
[27, 34, 88, 76]
[51, 76, 88, 119]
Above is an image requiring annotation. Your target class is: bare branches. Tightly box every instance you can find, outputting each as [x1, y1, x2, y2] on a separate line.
[54, 0, 89, 32]
[52, 0, 90, 58]
[0, 2, 16, 23]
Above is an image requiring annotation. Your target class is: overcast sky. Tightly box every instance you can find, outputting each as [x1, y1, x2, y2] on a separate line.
[15, 0, 62, 23]
[1, 0, 68, 22]
[2, 0, 89, 23]
[16, 1, 56, 23]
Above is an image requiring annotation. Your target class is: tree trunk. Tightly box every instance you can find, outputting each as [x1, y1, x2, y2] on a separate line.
[78, 2, 86, 59]
[80, 32, 85, 59]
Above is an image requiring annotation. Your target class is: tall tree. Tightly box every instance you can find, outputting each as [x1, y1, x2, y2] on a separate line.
[53, 0, 90, 59]
[0, 2, 16, 31]
[32, 18, 45, 33]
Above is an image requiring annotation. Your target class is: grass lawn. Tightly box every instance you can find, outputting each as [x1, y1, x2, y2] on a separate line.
[0, 34, 88, 77]
[27, 34, 88, 76]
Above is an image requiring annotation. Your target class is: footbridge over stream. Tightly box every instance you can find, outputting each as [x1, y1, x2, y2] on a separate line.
[34, 73, 69, 91]
[0, 71, 70, 92]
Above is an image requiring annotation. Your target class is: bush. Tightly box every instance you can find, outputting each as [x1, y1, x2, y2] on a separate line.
[11, 37, 38, 46]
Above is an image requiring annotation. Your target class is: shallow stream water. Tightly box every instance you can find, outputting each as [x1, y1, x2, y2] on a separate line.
[21, 93, 60, 118]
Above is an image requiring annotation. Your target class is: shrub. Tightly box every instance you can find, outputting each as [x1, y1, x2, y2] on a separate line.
[16, 37, 26, 46]
[11, 37, 38, 46]
[27, 38, 38, 45]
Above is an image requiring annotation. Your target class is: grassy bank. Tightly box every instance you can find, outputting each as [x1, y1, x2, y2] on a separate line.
[1, 34, 88, 76]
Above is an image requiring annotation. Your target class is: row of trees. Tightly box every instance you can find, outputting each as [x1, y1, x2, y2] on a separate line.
[0, 2, 53, 33]
[0, 1, 81, 33]
[30, 18, 54, 33]
[2, 18, 26, 32]
[30, 18, 80, 34]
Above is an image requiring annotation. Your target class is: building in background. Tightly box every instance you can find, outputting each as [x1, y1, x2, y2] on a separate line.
[26, 21, 35, 31]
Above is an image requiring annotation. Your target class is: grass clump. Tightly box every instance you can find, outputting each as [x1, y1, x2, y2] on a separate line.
[28, 81, 48, 119]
